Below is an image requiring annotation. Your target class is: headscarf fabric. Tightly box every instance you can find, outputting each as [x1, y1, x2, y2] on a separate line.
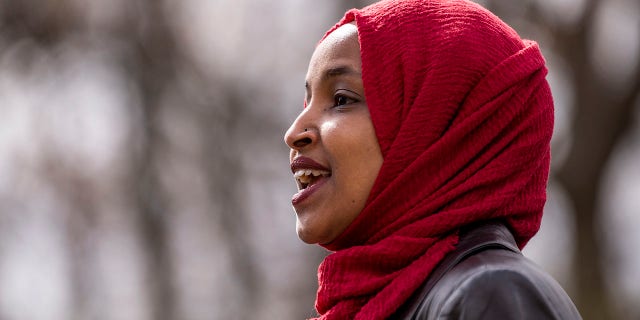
[313, 0, 553, 319]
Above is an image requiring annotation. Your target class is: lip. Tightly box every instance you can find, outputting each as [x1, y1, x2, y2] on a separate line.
[292, 177, 329, 205]
[290, 156, 330, 173]
[290, 156, 331, 206]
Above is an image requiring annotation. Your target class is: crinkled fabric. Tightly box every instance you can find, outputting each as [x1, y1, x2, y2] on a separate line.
[312, 0, 553, 319]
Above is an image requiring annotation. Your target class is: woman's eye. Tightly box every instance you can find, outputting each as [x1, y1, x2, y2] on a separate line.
[334, 94, 355, 107]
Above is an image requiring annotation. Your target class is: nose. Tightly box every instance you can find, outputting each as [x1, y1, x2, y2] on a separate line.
[284, 109, 317, 151]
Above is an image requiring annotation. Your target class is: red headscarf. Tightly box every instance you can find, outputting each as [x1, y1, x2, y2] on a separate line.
[312, 0, 553, 319]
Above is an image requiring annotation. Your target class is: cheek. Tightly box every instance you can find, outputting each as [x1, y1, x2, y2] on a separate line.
[321, 117, 371, 147]
[319, 120, 343, 163]
[322, 116, 381, 165]
[319, 120, 339, 135]
[328, 119, 382, 185]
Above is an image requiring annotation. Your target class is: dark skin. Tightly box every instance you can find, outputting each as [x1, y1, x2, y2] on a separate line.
[284, 23, 383, 245]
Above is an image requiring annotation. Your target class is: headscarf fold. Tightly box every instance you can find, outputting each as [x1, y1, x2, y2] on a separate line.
[313, 0, 553, 319]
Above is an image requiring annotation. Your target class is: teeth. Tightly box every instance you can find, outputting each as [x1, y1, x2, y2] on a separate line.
[298, 174, 312, 184]
[294, 169, 330, 186]
[294, 169, 329, 178]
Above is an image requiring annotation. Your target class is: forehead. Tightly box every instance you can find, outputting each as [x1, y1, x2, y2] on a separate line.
[307, 24, 361, 80]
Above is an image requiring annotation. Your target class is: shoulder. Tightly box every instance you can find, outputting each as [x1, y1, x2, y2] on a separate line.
[416, 248, 582, 320]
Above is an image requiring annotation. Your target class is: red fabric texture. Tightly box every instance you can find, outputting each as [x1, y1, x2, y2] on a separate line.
[312, 0, 553, 319]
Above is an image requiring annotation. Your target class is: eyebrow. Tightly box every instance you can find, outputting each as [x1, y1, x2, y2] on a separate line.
[305, 65, 362, 101]
[323, 65, 362, 80]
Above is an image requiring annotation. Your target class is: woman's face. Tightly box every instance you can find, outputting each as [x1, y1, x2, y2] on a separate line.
[284, 23, 383, 245]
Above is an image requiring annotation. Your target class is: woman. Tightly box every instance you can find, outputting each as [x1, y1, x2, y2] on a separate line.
[284, 0, 582, 319]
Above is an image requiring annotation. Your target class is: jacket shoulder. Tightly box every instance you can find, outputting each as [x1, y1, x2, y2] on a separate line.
[416, 249, 582, 320]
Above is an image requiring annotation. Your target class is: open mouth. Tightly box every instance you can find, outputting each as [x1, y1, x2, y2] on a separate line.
[294, 169, 331, 190]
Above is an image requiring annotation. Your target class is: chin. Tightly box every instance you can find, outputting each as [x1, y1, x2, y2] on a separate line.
[296, 222, 333, 245]
[297, 234, 317, 245]
[296, 227, 321, 244]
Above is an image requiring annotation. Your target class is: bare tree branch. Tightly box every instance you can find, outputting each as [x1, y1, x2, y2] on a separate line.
[121, 1, 180, 319]
[552, 1, 635, 319]
[621, 48, 640, 113]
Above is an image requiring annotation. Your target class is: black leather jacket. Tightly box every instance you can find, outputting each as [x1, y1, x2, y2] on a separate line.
[392, 222, 582, 319]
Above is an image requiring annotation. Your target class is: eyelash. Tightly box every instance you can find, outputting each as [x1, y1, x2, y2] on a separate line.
[333, 91, 359, 108]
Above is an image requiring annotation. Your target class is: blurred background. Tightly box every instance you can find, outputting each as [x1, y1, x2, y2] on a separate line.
[0, 0, 638, 319]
